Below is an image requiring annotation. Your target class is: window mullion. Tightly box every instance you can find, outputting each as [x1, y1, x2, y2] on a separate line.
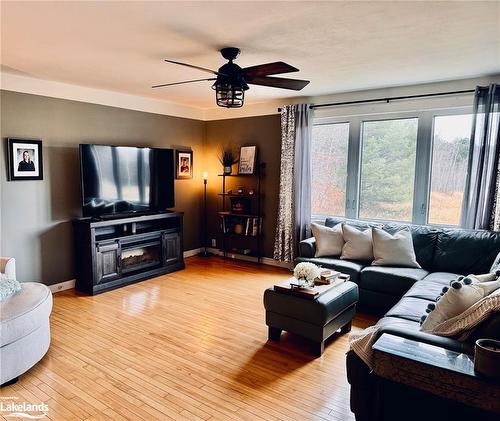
[345, 117, 361, 219]
[412, 111, 433, 225]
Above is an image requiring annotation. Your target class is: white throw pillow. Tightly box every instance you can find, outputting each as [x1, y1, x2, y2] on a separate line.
[372, 227, 421, 268]
[420, 274, 500, 332]
[340, 225, 374, 261]
[311, 223, 344, 257]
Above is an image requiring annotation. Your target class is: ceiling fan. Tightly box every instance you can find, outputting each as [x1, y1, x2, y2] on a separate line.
[152, 47, 310, 108]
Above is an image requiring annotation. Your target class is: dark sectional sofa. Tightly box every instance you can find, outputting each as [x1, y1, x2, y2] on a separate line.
[297, 217, 500, 421]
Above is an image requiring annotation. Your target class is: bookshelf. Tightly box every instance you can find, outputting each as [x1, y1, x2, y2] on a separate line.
[218, 162, 265, 261]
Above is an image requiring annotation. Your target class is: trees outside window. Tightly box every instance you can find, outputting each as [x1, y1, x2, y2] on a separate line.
[311, 123, 349, 217]
[359, 118, 418, 221]
[311, 110, 472, 226]
[428, 115, 472, 225]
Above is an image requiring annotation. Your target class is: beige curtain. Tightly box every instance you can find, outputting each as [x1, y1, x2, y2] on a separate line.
[273, 104, 312, 262]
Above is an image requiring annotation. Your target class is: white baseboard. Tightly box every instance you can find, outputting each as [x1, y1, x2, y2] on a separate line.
[48, 247, 291, 293]
[183, 248, 202, 258]
[49, 279, 76, 293]
[206, 247, 292, 270]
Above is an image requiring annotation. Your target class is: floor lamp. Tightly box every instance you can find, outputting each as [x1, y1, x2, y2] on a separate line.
[199, 171, 212, 257]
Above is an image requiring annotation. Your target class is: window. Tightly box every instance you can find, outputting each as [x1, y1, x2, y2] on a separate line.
[311, 123, 349, 217]
[359, 118, 418, 221]
[311, 108, 473, 226]
[428, 114, 472, 225]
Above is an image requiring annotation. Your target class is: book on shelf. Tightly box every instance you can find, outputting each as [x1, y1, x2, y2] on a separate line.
[245, 218, 252, 236]
[251, 217, 260, 236]
[220, 214, 261, 237]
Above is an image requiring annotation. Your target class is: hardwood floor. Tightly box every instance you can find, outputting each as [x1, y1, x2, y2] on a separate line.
[0, 257, 377, 421]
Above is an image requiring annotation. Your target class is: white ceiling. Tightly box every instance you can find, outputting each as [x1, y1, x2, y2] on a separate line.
[1, 1, 499, 110]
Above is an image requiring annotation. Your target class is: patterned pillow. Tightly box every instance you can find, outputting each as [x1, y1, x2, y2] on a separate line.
[0, 273, 21, 301]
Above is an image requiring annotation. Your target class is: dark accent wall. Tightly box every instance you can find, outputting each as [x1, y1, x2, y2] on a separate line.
[0, 90, 205, 285]
[205, 115, 281, 258]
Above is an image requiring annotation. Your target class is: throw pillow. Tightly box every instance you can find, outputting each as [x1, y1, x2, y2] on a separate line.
[0, 273, 21, 301]
[371, 227, 421, 268]
[420, 273, 500, 332]
[311, 222, 344, 257]
[426, 287, 500, 341]
[340, 224, 374, 261]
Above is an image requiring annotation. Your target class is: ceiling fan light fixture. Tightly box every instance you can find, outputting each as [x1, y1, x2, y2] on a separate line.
[212, 81, 245, 108]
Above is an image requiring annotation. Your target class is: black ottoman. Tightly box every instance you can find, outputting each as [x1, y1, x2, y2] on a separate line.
[263, 281, 358, 355]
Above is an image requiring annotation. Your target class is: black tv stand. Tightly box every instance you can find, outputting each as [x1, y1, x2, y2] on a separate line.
[74, 212, 184, 295]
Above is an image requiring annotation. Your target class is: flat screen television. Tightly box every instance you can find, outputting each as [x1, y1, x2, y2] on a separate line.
[80, 144, 175, 218]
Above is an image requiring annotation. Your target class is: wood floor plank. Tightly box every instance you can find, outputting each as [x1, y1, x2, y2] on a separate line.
[1, 257, 377, 421]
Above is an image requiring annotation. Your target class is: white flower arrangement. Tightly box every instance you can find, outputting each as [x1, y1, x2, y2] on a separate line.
[293, 262, 321, 283]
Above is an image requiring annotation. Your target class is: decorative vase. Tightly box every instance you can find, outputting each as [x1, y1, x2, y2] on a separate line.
[224, 166, 232, 175]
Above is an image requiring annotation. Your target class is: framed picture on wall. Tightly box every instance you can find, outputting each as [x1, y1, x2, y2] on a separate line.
[175, 149, 193, 179]
[7, 138, 44, 181]
[238, 146, 257, 175]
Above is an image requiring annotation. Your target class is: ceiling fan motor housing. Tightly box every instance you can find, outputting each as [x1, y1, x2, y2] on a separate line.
[220, 47, 240, 61]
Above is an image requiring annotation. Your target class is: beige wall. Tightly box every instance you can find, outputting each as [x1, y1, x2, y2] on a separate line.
[204, 115, 281, 258]
[0, 90, 206, 285]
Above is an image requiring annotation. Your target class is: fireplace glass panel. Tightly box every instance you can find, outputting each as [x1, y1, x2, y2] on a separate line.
[121, 244, 161, 273]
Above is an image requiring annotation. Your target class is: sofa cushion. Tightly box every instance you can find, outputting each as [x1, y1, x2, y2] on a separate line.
[295, 256, 366, 284]
[376, 315, 421, 332]
[404, 280, 448, 301]
[422, 272, 460, 285]
[359, 266, 429, 296]
[432, 229, 500, 275]
[0, 282, 52, 347]
[384, 296, 431, 323]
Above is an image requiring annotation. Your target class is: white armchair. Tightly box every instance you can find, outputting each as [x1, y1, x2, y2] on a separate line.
[0, 257, 16, 280]
[0, 256, 52, 386]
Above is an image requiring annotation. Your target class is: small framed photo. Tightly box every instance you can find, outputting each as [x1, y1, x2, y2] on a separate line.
[238, 146, 257, 175]
[176, 149, 193, 179]
[7, 138, 43, 181]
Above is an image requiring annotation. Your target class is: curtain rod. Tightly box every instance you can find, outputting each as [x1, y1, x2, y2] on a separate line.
[277, 88, 475, 112]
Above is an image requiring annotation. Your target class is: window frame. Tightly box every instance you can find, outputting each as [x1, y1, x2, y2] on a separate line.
[425, 108, 474, 227]
[311, 106, 473, 226]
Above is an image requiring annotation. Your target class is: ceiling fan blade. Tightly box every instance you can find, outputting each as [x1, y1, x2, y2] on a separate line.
[247, 76, 310, 91]
[164, 59, 227, 76]
[152, 78, 216, 88]
[242, 61, 299, 78]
